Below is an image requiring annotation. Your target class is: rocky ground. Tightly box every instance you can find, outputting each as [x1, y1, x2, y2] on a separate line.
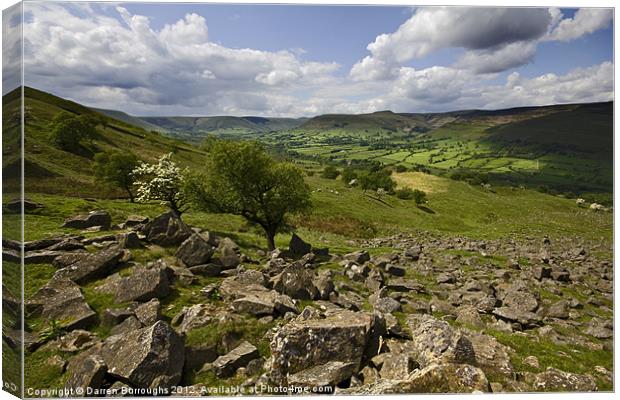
[3, 209, 614, 395]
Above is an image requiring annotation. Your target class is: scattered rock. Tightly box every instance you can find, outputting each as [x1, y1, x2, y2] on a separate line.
[212, 341, 259, 378]
[53, 246, 125, 284]
[533, 367, 597, 391]
[289, 234, 312, 259]
[175, 234, 214, 267]
[142, 212, 192, 246]
[64, 355, 107, 393]
[288, 361, 358, 390]
[63, 210, 111, 230]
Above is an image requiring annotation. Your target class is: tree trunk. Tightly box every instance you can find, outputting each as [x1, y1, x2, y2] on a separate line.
[125, 187, 135, 203]
[265, 228, 276, 251]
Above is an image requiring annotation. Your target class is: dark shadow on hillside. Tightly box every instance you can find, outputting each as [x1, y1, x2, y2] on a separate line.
[417, 205, 435, 214]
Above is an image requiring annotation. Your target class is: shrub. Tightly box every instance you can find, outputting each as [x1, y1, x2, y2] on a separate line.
[412, 189, 427, 205]
[321, 165, 340, 179]
[341, 167, 358, 184]
[395, 187, 414, 200]
[394, 165, 408, 173]
[358, 169, 396, 193]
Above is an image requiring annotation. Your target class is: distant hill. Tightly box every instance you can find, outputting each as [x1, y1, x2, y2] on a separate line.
[91, 108, 167, 134]
[140, 115, 307, 143]
[3, 87, 206, 198]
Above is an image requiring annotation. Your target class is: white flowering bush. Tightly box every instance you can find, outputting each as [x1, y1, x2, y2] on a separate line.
[132, 153, 187, 215]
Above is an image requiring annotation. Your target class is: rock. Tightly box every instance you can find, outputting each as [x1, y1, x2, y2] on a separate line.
[142, 212, 193, 246]
[386, 278, 425, 293]
[272, 264, 319, 300]
[550, 267, 570, 282]
[184, 344, 218, 376]
[48, 239, 86, 252]
[287, 361, 357, 389]
[343, 363, 489, 394]
[48, 330, 100, 353]
[63, 210, 111, 230]
[436, 273, 456, 284]
[6, 198, 42, 212]
[289, 234, 312, 259]
[378, 354, 418, 380]
[98, 265, 170, 303]
[175, 234, 214, 267]
[343, 250, 370, 265]
[124, 215, 149, 227]
[96, 321, 184, 389]
[455, 305, 485, 328]
[189, 264, 222, 277]
[53, 246, 125, 284]
[365, 269, 384, 291]
[102, 308, 134, 328]
[492, 307, 542, 329]
[134, 299, 161, 326]
[523, 355, 540, 369]
[232, 293, 276, 316]
[533, 367, 597, 391]
[218, 238, 241, 268]
[117, 232, 142, 249]
[27, 278, 96, 330]
[110, 316, 143, 336]
[171, 304, 220, 333]
[270, 310, 377, 385]
[466, 330, 514, 377]
[585, 318, 613, 339]
[407, 314, 476, 367]
[385, 264, 406, 277]
[403, 246, 421, 260]
[531, 265, 552, 281]
[313, 270, 335, 300]
[64, 355, 107, 393]
[24, 250, 67, 264]
[373, 297, 402, 314]
[212, 341, 259, 378]
[219, 271, 269, 301]
[501, 287, 539, 313]
[23, 237, 68, 251]
[546, 300, 570, 319]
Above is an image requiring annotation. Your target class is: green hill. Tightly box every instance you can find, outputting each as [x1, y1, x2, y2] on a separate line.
[140, 115, 307, 143]
[2, 87, 207, 198]
[90, 108, 168, 134]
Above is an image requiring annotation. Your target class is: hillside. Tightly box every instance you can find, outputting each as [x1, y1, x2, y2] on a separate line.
[2, 87, 207, 198]
[140, 115, 307, 143]
[91, 108, 168, 134]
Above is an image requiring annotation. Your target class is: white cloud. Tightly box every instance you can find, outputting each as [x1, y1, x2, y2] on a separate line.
[546, 8, 613, 42]
[21, 3, 341, 116]
[351, 6, 613, 79]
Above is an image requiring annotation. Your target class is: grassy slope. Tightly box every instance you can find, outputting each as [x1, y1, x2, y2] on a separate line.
[3, 87, 207, 197]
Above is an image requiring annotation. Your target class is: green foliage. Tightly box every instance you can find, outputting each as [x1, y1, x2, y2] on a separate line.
[395, 187, 414, 200]
[48, 111, 97, 152]
[186, 140, 311, 250]
[132, 153, 188, 216]
[320, 165, 340, 179]
[93, 151, 139, 201]
[358, 168, 396, 193]
[412, 189, 428, 205]
[394, 164, 408, 173]
[341, 167, 358, 184]
[38, 319, 65, 342]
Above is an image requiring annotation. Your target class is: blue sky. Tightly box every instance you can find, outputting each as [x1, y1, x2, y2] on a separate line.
[8, 3, 614, 116]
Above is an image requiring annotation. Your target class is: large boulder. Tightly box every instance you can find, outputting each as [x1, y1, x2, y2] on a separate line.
[97, 265, 170, 303]
[270, 309, 377, 385]
[218, 238, 241, 268]
[272, 264, 319, 300]
[532, 367, 597, 391]
[64, 355, 107, 394]
[211, 341, 259, 378]
[63, 210, 111, 230]
[53, 246, 126, 284]
[289, 234, 312, 259]
[98, 321, 185, 389]
[287, 361, 357, 390]
[175, 234, 214, 267]
[26, 278, 96, 330]
[407, 314, 476, 367]
[142, 212, 192, 246]
[340, 363, 489, 394]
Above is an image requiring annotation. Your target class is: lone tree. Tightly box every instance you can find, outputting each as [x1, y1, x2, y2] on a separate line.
[412, 189, 428, 206]
[48, 111, 97, 152]
[132, 153, 188, 216]
[93, 151, 139, 202]
[186, 140, 311, 250]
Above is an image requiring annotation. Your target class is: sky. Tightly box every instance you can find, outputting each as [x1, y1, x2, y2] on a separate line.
[2, 2, 614, 117]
